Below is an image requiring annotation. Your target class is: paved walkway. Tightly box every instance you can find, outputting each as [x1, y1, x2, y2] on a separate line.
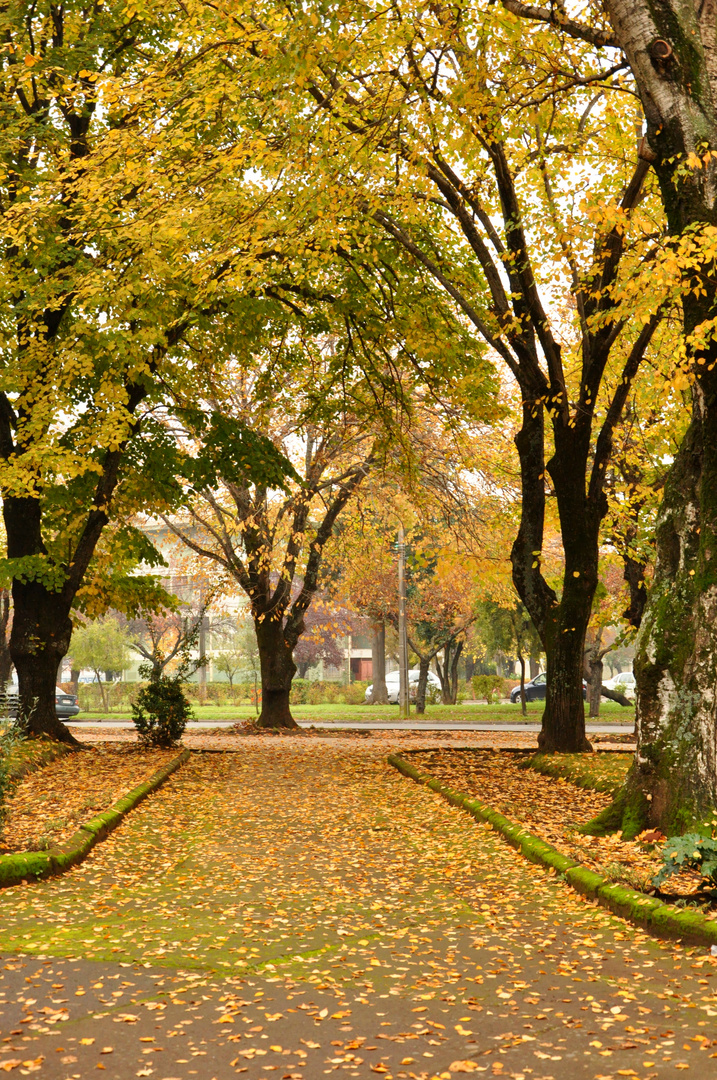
[0, 739, 714, 1080]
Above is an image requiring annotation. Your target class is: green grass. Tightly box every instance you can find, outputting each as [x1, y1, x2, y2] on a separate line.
[77, 701, 635, 724]
[520, 751, 633, 795]
[3, 736, 72, 780]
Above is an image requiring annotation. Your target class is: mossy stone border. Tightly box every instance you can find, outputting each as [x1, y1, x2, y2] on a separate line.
[388, 752, 717, 947]
[0, 747, 190, 889]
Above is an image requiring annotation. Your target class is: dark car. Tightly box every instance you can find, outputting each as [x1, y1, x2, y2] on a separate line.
[0, 686, 80, 720]
[510, 673, 587, 703]
[55, 688, 80, 719]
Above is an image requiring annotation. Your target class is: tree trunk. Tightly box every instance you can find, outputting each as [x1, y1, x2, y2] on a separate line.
[584, 630, 604, 719]
[255, 618, 298, 729]
[518, 649, 527, 717]
[70, 668, 80, 695]
[10, 579, 76, 744]
[529, 655, 539, 680]
[93, 670, 109, 713]
[0, 590, 12, 691]
[588, 656, 603, 719]
[369, 620, 389, 703]
[538, 585, 593, 753]
[449, 640, 463, 704]
[578, 0, 717, 833]
[415, 656, 430, 715]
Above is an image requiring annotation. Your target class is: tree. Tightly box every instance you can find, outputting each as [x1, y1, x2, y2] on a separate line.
[255, 0, 678, 752]
[69, 618, 131, 712]
[213, 639, 245, 691]
[126, 588, 217, 682]
[292, 598, 354, 679]
[496, 0, 717, 833]
[161, 257, 493, 728]
[0, 0, 314, 742]
[475, 599, 542, 716]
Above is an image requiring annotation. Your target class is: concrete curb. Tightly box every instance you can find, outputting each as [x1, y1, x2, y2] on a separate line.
[388, 752, 717, 947]
[0, 747, 190, 889]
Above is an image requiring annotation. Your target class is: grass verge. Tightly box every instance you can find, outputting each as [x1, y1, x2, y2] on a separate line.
[74, 701, 636, 724]
[0, 747, 189, 889]
[388, 752, 717, 947]
[519, 752, 632, 795]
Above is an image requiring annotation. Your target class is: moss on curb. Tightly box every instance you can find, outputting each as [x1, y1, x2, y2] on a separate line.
[388, 752, 717, 947]
[0, 748, 190, 889]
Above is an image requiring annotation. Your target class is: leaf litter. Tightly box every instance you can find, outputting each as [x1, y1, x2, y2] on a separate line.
[0, 745, 176, 854]
[410, 749, 708, 901]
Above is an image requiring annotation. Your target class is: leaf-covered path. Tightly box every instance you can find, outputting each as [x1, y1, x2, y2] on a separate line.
[1, 738, 716, 1079]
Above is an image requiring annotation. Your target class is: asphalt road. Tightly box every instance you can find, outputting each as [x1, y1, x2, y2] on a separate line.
[67, 718, 636, 733]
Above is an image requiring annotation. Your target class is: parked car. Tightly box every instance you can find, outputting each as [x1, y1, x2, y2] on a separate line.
[603, 671, 636, 694]
[0, 685, 80, 720]
[510, 673, 587, 703]
[364, 669, 442, 704]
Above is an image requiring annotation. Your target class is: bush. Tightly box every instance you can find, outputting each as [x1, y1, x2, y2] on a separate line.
[0, 722, 22, 825]
[653, 833, 717, 891]
[471, 674, 506, 703]
[343, 681, 369, 705]
[131, 673, 194, 747]
[290, 679, 311, 705]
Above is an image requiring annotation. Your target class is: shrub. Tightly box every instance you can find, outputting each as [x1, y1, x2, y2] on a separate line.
[290, 679, 311, 705]
[0, 722, 22, 825]
[653, 833, 717, 891]
[343, 681, 369, 705]
[131, 672, 194, 748]
[471, 674, 506, 703]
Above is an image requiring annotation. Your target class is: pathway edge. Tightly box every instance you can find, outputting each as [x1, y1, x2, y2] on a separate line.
[0, 747, 190, 889]
[387, 752, 717, 947]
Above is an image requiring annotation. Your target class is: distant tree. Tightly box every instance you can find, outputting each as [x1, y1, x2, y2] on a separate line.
[126, 591, 216, 681]
[292, 599, 355, 679]
[213, 638, 245, 690]
[69, 618, 132, 712]
[475, 600, 541, 716]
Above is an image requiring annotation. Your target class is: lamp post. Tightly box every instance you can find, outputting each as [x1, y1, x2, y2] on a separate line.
[397, 525, 409, 718]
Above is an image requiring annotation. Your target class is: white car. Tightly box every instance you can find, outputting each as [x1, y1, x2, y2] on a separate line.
[603, 671, 636, 694]
[364, 669, 442, 704]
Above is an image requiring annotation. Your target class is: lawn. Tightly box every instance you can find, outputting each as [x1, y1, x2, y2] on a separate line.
[74, 700, 636, 723]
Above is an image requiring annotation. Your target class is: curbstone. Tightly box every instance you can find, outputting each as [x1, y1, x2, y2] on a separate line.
[387, 752, 717, 948]
[0, 747, 190, 890]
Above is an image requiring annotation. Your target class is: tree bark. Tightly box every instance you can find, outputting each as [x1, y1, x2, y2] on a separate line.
[9, 579, 76, 743]
[0, 590, 12, 691]
[512, 403, 595, 752]
[589, 0, 717, 833]
[517, 649, 527, 717]
[415, 656, 431, 715]
[255, 617, 299, 729]
[584, 630, 604, 719]
[369, 620, 389, 703]
[449, 639, 463, 704]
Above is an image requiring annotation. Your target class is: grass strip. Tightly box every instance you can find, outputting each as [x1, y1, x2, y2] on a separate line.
[0, 747, 190, 889]
[518, 751, 631, 795]
[6, 740, 74, 783]
[388, 752, 717, 948]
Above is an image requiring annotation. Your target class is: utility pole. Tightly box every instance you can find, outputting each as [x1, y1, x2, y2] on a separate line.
[397, 525, 410, 717]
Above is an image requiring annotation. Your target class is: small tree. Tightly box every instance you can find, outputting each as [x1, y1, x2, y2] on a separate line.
[236, 623, 261, 716]
[213, 638, 245, 690]
[69, 618, 132, 712]
[131, 662, 195, 748]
